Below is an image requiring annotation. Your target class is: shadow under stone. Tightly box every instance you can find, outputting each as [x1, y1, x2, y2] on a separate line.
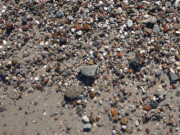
[76, 73, 95, 86]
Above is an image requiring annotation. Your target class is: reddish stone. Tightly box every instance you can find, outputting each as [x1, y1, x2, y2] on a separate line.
[118, 53, 122, 58]
[75, 25, 82, 31]
[143, 105, 152, 111]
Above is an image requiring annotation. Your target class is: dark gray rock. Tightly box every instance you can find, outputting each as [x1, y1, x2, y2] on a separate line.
[79, 65, 98, 79]
[0, 106, 6, 112]
[150, 100, 158, 109]
[155, 70, 161, 77]
[65, 85, 84, 99]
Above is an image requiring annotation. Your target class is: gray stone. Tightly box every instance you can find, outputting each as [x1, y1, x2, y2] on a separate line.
[65, 85, 84, 99]
[82, 116, 89, 123]
[153, 24, 160, 33]
[127, 20, 133, 27]
[83, 123, 91, 131]
[168, 68, 179, 83]
[176, 91, 180, 97]
[79, 65, 98, 79]
[156, 90, 167, 97]
[56, 10, 64, 18]
[155, 70, 161, 77]
[0, 106, 6, 112]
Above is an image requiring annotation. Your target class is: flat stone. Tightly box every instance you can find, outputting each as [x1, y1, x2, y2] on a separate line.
[168, 68, 179, 84]
[153, 24, 160, 33]
[82, 116, 89, 123]
[127, 20, 133, 27]
[156, 90, 167, 97]
[79, 65, 98, 79]
[83, 123, 91, 131]
[65, 85, 84, 99]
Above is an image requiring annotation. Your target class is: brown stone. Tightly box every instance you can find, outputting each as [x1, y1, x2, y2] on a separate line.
[143, 105, 152, 111]
[111, 108, 116, 117]
[83, 23, 90, 31]
[12, 59, 18, 65]
[145, 28, 152, 35]
[89, 60, 94, 65]
[52, 32, 58, 39]
[121, 117, 127, 125]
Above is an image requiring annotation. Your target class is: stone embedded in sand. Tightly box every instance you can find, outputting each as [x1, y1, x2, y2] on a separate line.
[111, 108, 116, 117]
[168, 68, 178, 84]
[79, 65, 98, 79]
[121, 117, 127, 125]
[143, 105, 152, 111]
[52, 32, 58, 39]
[145, 28, 152, 35]
[82, 116, 89, 123]
[0, 106, 6, 112]
[60, 37, 67, 44]
[65, 85, 84, 99]
[127, 20, 133, 27]
[56, 10, 64, 18]
[150, 100, 158, 109]
[88, 60, 94, 65]
[83, 123, 92, 131]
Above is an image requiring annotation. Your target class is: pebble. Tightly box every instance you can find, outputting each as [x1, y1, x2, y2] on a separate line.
[64, 85, 84, 99]
[79, 65, 98, 79]
[153, 24, 160, 33]
[82, 116, 89, 123]
[83, 123, 92, 131]
[0, 106, 6, 112]
[127, 20, 133, 27]
[168, 68, 179, 84]
[56, 10, 64, 18]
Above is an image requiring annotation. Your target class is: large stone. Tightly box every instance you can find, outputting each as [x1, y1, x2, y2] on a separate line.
[64, 85, 84, 99]
[79, 65, 98, 79]
[168, 68, 179, 84]
[82, 116, 89, 123]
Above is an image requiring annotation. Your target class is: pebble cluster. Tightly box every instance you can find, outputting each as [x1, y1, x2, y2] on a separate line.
[0, 0, 180, 135]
